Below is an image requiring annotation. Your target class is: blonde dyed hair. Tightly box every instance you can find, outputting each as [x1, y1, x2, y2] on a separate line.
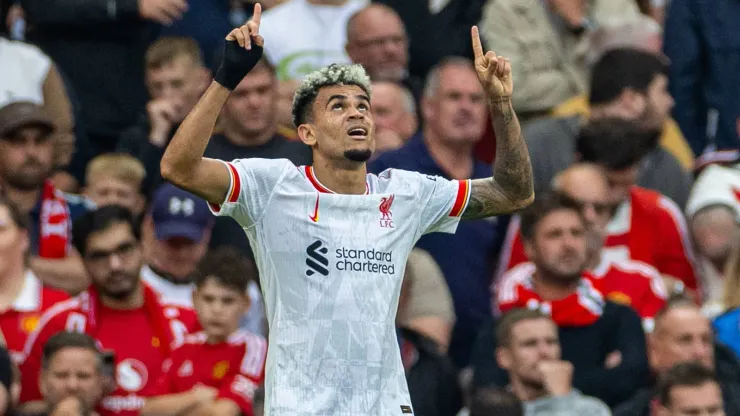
[85, 153, 146, 189]
[291, 63, 372, 127]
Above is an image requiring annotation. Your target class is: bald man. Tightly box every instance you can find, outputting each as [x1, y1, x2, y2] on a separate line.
[346, 4, 409, 82]
[346, 5, 423, 101]
[615, 299, 740, 416]
[551, 163, 613, 270]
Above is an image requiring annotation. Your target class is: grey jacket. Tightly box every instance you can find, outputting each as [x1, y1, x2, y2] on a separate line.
[525, 390, 611, 416]
[523, 115, 692, 209]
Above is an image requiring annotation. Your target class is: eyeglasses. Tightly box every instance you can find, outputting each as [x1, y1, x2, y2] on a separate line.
[354, 35, 407, 49]
[85, 241, 137, 264]
[571, 198, 612, 216]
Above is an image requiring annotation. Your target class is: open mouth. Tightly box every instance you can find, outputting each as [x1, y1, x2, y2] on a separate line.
[347, 126, 368, 138]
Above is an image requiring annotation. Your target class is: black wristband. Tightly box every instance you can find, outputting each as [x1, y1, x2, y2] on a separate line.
[214, 39, 264, 91]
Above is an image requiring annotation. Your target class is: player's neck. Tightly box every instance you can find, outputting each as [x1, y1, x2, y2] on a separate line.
[422, 128, 473, 180]
[0, 266, 27, 311]
[532, 269, 581, 301]
[223, 121, 276, 148]
[99, 283, 145, 310]
[311, 159, 367, 195]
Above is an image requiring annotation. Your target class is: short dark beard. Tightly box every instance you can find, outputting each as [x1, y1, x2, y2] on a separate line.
[343, 149, 372, 162]
[3, 170, 47, 191]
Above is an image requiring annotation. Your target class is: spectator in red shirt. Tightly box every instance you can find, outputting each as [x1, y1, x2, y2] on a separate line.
[474, 193, 649, 407]
[36, 332, 106, 416]
[18, 206, 198, 416]
[497, 164, 668, 329]
[0, 195, 69, 365]
[497, 118, 698, 294]
[143, 247, 266, 416]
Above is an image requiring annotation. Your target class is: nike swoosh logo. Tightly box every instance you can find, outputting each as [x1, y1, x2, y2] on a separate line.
[309, 194, 319, 222]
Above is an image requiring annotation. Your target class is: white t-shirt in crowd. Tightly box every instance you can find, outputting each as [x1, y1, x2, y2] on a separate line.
[259, 0, 368, 81]
[0, 37, 50, 106]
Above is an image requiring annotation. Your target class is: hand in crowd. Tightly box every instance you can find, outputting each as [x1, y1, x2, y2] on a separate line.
[147, 99, 181, 147]
[192, 384, 219, 405]
[138, 0, 189, 26]
[538, 360, 573, 397]
[49, 396, 84, 416]
[605, 351, 622, 369]
[546, 0, 587, 27]
[4, 4, 23, 33]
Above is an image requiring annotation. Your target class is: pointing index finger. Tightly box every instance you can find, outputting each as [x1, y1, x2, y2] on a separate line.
[252, 3, 262, 26]
[471, 26, 484, 61]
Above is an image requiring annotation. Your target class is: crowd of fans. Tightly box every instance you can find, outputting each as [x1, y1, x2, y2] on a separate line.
[0, 0, 738, 414]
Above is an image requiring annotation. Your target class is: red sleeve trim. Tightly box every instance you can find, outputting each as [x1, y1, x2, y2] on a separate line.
[226, 162, 241, 203]
[449, 179, 470, 217]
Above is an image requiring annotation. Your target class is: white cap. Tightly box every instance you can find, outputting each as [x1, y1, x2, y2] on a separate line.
[686, 164, 740, 221]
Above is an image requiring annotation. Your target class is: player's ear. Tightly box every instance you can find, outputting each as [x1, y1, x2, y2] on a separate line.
[298, 123, 317, 147]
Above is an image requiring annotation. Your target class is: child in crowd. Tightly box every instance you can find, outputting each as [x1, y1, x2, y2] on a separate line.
[142, 248, 267, 416]
[82, 153, 146, 215]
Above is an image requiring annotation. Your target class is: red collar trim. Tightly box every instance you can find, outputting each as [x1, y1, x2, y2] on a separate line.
[304, 166, 369, 194]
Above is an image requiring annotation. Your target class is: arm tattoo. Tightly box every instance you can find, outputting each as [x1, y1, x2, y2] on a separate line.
[461, 98, 534, 219]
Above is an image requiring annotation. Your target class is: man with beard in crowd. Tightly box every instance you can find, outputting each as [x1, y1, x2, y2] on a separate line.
[0, 102, 92, 293]
[18, 206, 199, 416]
[524, 48, 691, 209]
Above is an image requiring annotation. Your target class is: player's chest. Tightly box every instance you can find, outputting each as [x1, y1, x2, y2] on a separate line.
[271, 191, 418, 234]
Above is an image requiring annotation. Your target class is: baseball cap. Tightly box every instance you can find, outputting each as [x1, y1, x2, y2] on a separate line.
[0, 101, 54, 138]
[150, 183, 213, 242]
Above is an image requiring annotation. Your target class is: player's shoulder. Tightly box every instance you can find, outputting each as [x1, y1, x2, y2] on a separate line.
[372, 168, 443, 192]
[229, 157, 295, 172]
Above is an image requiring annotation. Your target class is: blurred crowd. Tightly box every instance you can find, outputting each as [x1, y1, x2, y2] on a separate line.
[0, 0, 739, 414]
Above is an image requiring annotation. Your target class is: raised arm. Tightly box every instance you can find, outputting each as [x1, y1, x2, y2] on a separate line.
[160, 4, 264, 206]
[462, 27, 534, 220]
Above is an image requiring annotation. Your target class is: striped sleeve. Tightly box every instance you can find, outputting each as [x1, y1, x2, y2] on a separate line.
[207, 158, 292, 228]
[414, 173, 472, 236]
[449, 179, 471, 217]
[208, 161, 242, 213]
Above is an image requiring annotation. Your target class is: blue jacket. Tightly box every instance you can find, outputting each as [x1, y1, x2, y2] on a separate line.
[663, 0, 740, 154]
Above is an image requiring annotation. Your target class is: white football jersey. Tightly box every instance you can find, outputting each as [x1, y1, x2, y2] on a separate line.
[208, 158, 471, 416]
